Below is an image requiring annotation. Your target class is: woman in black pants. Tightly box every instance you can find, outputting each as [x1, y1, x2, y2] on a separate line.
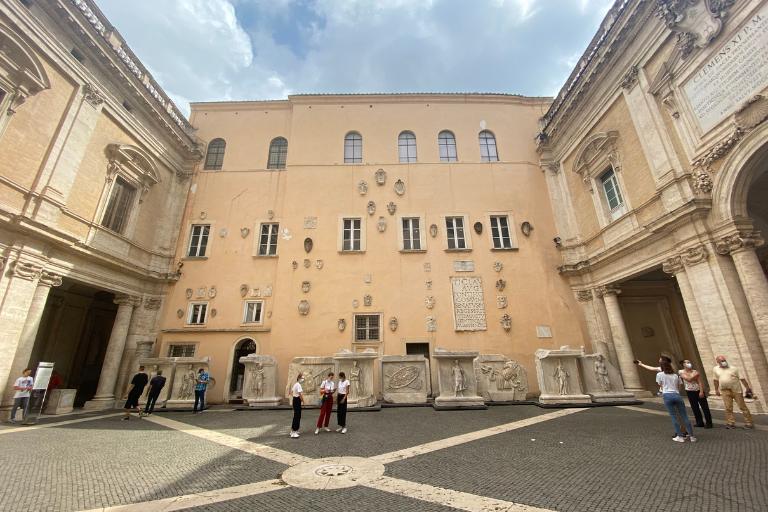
[336, 371, 349, 434]
[679, 359, 713, 428]
[289, 373, 305, 438]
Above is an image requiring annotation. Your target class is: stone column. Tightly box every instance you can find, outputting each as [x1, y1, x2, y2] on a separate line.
[84, 294, 139, 410]
[662, 256, 716, 391]
[115, 296, 162, 398]
[1, 271, 62, 406]
[575, 289, 618, 366]
[596, 285, 646, 395]
[716, 232, 768, 365]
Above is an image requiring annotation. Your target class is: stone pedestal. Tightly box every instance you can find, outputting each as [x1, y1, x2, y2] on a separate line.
[43, 389, 76, 415]
[334, 349, 378, 408]
[165, 358, 211, 409]
[240, 354, 281, 407]
[381, 355, 431, 404]
[535, 347, 591, 405]
[579, 353, 635, 403]
[284, 356, 336, 402]
[137, 357, 175, 407]
[433, 348, 486, 409]
[474, 354, 529, 402]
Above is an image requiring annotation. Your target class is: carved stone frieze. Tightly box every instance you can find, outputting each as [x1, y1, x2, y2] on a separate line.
[575, 289, 593, 302]
[662, 256, 685, 275]
[715, 231, 765, 255]
[681, 243, 709, 266]
[8, 260, 42, 281]
[654, 0, 735, 59]
[620, 65, 639, 89]
[38, 270, 63, 287]
[82, 83, 105, 107]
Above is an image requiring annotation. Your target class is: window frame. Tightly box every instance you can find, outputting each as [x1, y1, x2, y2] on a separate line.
[257, 222, 280, 256]
[167, 343, 197, 357]
[487, 213, 518, 250]
[338, 216, 366, 253]
[267, 136, 288, 170]
[438, 130, 458, 162]
[443, 214, 472, 251]
[242, 300, 265, 324]
[204, 138, 226, 170]
[398, 215, 427, 252]
[187, 302, 209, 325]
[599, 167, 627, 221]
[354, 313, 382, 343]
[187, 223, 211, 257]
[398, 131, 417, 163]
[478, 130, 499, 162]
[100, 175, 138, 235]
[344, 131, 363, 164]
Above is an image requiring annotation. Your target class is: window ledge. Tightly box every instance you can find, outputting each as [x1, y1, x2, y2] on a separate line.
[353, 340, 381, 344]
[338, 250, 366, 254]
[240, 322, 264, 327]
[444, 248, 472, 253]
[184, 324, 207, 328]
[253, 254, 279, 258]
[400, 249, 427, 253]
[183, 256, 208, 261]
[491, 247, 519, 252]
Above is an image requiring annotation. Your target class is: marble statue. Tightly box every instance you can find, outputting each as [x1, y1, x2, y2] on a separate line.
[554, 360, 569, 395]
[452, 359, 467, 397]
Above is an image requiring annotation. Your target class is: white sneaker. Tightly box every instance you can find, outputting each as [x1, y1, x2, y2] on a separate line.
[336, 427, 343, 432]
[290, 431, 299, 438]
[314, 428, 320, 435]
[341, 427, 347, 434]
[324, 427, 331, 432]
[672, 435, 686, 443]
[688, 436, 697, 443]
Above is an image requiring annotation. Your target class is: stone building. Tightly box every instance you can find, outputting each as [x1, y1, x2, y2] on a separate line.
[537, 0, 768, 408]
[0, 0, 199, 413]
[1, 0, 767, 409]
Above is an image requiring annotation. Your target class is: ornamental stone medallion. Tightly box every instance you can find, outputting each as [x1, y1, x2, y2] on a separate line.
[281, 457, 385, 490]
[367, 201, 376, 215]
[450, 276, 487, 331]
[240, 354, 281, 408]
[298, 300, 310, 316]
[387, 201, 397, 215]
[382, 354, 430, 404]
[474, 354, 528, 402]
[363, 294, 372, 307]
[394, 179, 405, 196]
[377, 216, 386, 232]
[337, 318, 346, 331]
[301, 281, 311, 293]
[388, 316, 398, 331]
[358, 180, 368, 195]
[375, 168, 386, 185]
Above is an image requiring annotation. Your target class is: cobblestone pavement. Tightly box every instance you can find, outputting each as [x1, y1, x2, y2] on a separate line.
[0, 404, 766, 511]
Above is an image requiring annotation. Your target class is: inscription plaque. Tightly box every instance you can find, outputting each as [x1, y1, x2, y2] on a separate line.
[451, 277, 487, 331]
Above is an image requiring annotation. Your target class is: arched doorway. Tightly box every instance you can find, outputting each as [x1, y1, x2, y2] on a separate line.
[229, 338, 257, 400]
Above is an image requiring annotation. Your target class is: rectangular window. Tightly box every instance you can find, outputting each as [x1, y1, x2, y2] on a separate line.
[402, 217, 421, 250]
[187, 302, 208, 325]
[101, 176, 136, 234]
[490, 215, 513, 249]
[187, 224, 210, 257]
[243, 300, 264, 324]
[601, 168, 625, 220]
[342, 218, 362, 251]
[355, 314, 380, 342]
[344, 134, 362, 163]
[167, 344, 196, 357]
[445, 216, 466, 249]
[258, 223, 279, 256]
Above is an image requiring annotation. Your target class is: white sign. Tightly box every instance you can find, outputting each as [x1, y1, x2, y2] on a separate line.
[683, 6, 768, 132]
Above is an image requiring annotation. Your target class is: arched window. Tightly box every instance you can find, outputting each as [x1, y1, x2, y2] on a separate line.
[344, 132, 362, 163]
[267, 137, 288, 169]
[204, 138, 226, 170]
[398, 131, 417, 163]
[438, 130, 457, 162]
[478, 130, 498, 162]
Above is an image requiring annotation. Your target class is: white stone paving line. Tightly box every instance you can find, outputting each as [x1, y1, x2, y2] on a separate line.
[142, 413, 311, 466]
[78, 479, 286, 512]
[618, 405, 768, 431]
[372, 408, 586, 464]
[0, 412, 123, 435]
[365, 476, 555, 512]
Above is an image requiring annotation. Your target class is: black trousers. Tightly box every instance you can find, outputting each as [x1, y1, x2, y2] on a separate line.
[194, 390, 206, 412]
[337, 394, 348, 427]
[686, 390, 713, 427]
[291, 397, 302, 431]
[145, 392, 161, 413]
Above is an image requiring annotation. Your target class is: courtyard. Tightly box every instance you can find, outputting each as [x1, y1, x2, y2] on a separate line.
[1, 403, 766, 512]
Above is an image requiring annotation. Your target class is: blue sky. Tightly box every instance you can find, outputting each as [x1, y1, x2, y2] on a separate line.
[97, 0, 614, 116]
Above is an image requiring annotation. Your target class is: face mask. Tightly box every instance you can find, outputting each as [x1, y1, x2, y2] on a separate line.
[684, 363, 692, 369]
[299, 378, 305, 383]
[719, 361, 728, 368]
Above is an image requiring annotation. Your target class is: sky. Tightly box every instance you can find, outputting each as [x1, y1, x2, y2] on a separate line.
[96, 0, 615, 116]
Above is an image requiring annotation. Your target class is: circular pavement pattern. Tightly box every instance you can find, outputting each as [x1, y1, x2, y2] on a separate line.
[281, 457, 386, 490]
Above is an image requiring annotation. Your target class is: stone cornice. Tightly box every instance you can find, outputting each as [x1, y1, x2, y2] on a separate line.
[39, 270, 63, 287]
[715, 231, 764, 255]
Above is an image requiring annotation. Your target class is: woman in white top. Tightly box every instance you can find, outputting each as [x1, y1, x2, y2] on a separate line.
[290, 373, 305, 438]
[336, 371, 350, 434]
[656, 360, 696, 443]
[679, 359, 713, 428]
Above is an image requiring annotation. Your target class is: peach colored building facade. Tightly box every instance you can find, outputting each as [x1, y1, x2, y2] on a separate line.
[159, 95, 590, 403]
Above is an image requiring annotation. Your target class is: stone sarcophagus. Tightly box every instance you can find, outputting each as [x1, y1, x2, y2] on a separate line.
[535, 347, 591, 405]
[164, 357, 212, 409]
[334, 349, 377, 408]
[579, 353, 635, 403]
[381, 355, 431, 404]
[474, 354, 529, 402]
[433, 348, 486, 409]
[284, 356, 335, 403]
[240, 354, 281, 407]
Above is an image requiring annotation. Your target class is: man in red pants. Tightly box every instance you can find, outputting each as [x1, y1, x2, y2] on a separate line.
[314, 372, 336, 434]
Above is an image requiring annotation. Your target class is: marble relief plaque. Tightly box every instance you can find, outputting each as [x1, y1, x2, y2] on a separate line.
[450, 276, 487, 331]
[453, 260, 475, 272]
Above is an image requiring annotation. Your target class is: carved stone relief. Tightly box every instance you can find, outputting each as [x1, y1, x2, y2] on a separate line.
[495, 279, 506, 291]
[263, 285, 273, 297]
[377, 216, 386, 232]
[394, 179, 405, 196]
[389, 316, 398, 331]
[363, 294, 372, 307]
[425, 279, 432, 290]
[292, 260, 298, 270]
[315, 259, 324, 270]
[301, 281, 311, 293]
[304, 216, 318, 229]
[375, 168, 386, 185]
[424, 296, 435, 309]
[338, 318, 346, 331]
[219, 228, 227, 238]
[496, 296, 508, 309]
[426, 316, 437, 332]
[367, 201, 376, 216]
[208, 286, 217, 298]
[429, 224, 438, 238]
[500, 314, 512, 332]
[352, 299, 359, 309]
[176, 309, 184, 318]
[303, 258, 311, 268]
[475, 355, 529, 401]
[196, 287, 206, 298]
[298, 300, 310, 316]
[493, 261, 503, 272]
[185, 288, 193, 299]
[387, 202, 397, 215]
[240, 227, 249, 238]
[358, 180, 368, 195]
[453, 260, 475, 272]
[304, 238, 313, 253]
[423, 262, 431, 272]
